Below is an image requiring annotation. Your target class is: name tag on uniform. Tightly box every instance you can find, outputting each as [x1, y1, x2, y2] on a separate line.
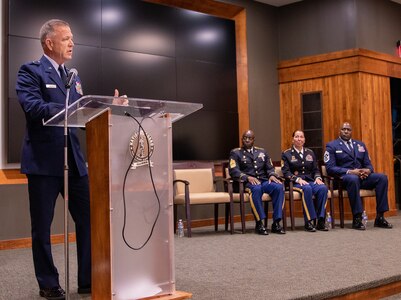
[46, 84, 57, 88]
[336, 150, 343, 153]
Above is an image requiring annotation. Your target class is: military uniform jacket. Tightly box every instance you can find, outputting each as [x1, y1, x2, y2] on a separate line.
[16, 55, 87, 177]
[324, 138, 374, 177]
[229, 146, 277, 181]
[281, 147, 321, 182]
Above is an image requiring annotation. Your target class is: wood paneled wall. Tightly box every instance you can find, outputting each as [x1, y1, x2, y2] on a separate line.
[279, 48, 400, 218]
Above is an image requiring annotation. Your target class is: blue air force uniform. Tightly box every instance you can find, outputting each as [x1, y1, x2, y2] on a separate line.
[16, 56, 91, 290]
[324, 138, 389, 215]
[229, 147, 284, 222]
[281, 147, 328, 222]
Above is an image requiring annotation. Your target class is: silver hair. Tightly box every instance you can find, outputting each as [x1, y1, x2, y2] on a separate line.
[39, 19, 70, 48]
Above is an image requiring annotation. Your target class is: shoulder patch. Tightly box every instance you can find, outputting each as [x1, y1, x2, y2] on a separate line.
[323, 151, 330, 163]
[254, 146, 264, 150]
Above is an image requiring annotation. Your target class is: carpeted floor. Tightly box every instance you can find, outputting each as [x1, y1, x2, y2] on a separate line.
[2, 215, 401, 300]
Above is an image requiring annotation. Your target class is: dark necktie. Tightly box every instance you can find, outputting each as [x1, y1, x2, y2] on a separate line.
[58, 65, 67, 85]
[346, 141, 354, 156]
[299, 152, 303, 159]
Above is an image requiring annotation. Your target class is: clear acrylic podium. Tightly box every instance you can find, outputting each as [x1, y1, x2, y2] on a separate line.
[44, 95, 202, 299]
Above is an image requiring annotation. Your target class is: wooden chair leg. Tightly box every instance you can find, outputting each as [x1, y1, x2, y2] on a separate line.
[339, 188, 344, 228]
[185, 201, 192, 237]
[282, 200, 287, 230]
[290, 198, 295, 231]
[214, 203, 219, 232]
[240, 197, 246, 234]
[225, 203, 229, 231]
[174, 204, 178, 234]
[330, 196, 335, 229]
[264, 201, 268, 228]
[230, 200, 234, 234]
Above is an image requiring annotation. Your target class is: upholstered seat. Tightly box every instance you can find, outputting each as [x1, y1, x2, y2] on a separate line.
[173, 166, 234, 237]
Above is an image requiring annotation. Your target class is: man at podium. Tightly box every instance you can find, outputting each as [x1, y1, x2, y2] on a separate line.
[16, 19, 91, 299]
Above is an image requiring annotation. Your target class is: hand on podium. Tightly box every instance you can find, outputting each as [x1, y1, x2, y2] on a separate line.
[112, 88, 129, 106]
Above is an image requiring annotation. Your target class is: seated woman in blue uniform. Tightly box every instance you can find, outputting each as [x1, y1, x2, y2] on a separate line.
[281, 130, 329, 232]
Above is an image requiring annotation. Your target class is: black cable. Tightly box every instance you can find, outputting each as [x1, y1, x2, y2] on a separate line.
[120, 111, 161, 250]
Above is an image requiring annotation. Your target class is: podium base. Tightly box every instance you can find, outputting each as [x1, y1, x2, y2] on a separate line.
[141, 291, 192, 300]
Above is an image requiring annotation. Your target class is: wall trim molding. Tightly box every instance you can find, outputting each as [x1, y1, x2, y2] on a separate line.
[278, 48, 401, 83]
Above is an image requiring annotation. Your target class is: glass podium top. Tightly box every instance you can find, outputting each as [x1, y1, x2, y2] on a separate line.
[43, 95, 203, 127]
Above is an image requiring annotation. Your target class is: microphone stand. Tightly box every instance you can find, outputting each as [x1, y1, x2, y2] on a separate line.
[63, 82, 72, 300]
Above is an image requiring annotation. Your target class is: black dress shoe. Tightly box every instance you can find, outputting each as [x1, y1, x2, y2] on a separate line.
[374, 217, 393, 229]
[316, 218, 329, 231]
[78, 285, 92, 294]
[271, 222, 286, 234]
[255, 223, 269, 235]
[352, 218, 366, 230]
[304, 221, 316, 232]
[39, 287, 65, 300]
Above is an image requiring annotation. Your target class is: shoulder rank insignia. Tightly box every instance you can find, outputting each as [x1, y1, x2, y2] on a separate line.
[230, 158, 236, 168]
[324, 151, 329, 163]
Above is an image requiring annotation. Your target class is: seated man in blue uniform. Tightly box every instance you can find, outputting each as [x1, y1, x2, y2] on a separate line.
[229, 130, 285, 235]
[324, 122, 392, 230]
[281, 130, 329, 232]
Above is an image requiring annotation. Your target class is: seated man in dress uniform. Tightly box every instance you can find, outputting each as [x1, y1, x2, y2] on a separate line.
[324, 122, 392, 230]
[229, 130, 285, 235]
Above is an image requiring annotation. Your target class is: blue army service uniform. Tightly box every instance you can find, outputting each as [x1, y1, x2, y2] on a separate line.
[229, 147, 285, 222]
[324, 138, 389, 215]
[281, 147, 328, 222]
[16, 56, 91, 290]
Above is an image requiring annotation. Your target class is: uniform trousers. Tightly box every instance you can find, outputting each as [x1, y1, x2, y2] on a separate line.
[27, 174, 91, 289]
[342, 173, 389, 215]
[246, 181, 284, 222]
[293, 182, 328, 222]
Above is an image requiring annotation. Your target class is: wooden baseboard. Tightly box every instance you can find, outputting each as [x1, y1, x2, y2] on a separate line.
[0, 169, 27, 185]
[0, 233, 76, 250]
[141, 291, 192, 300]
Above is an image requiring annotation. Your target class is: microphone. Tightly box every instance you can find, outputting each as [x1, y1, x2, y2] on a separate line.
[65, 68, 78, 89]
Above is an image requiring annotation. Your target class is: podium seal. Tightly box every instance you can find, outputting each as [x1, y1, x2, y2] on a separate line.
[129, 130, 154, 169]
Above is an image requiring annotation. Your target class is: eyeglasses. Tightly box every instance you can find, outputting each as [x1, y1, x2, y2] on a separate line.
[341, 128, 352, 132]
